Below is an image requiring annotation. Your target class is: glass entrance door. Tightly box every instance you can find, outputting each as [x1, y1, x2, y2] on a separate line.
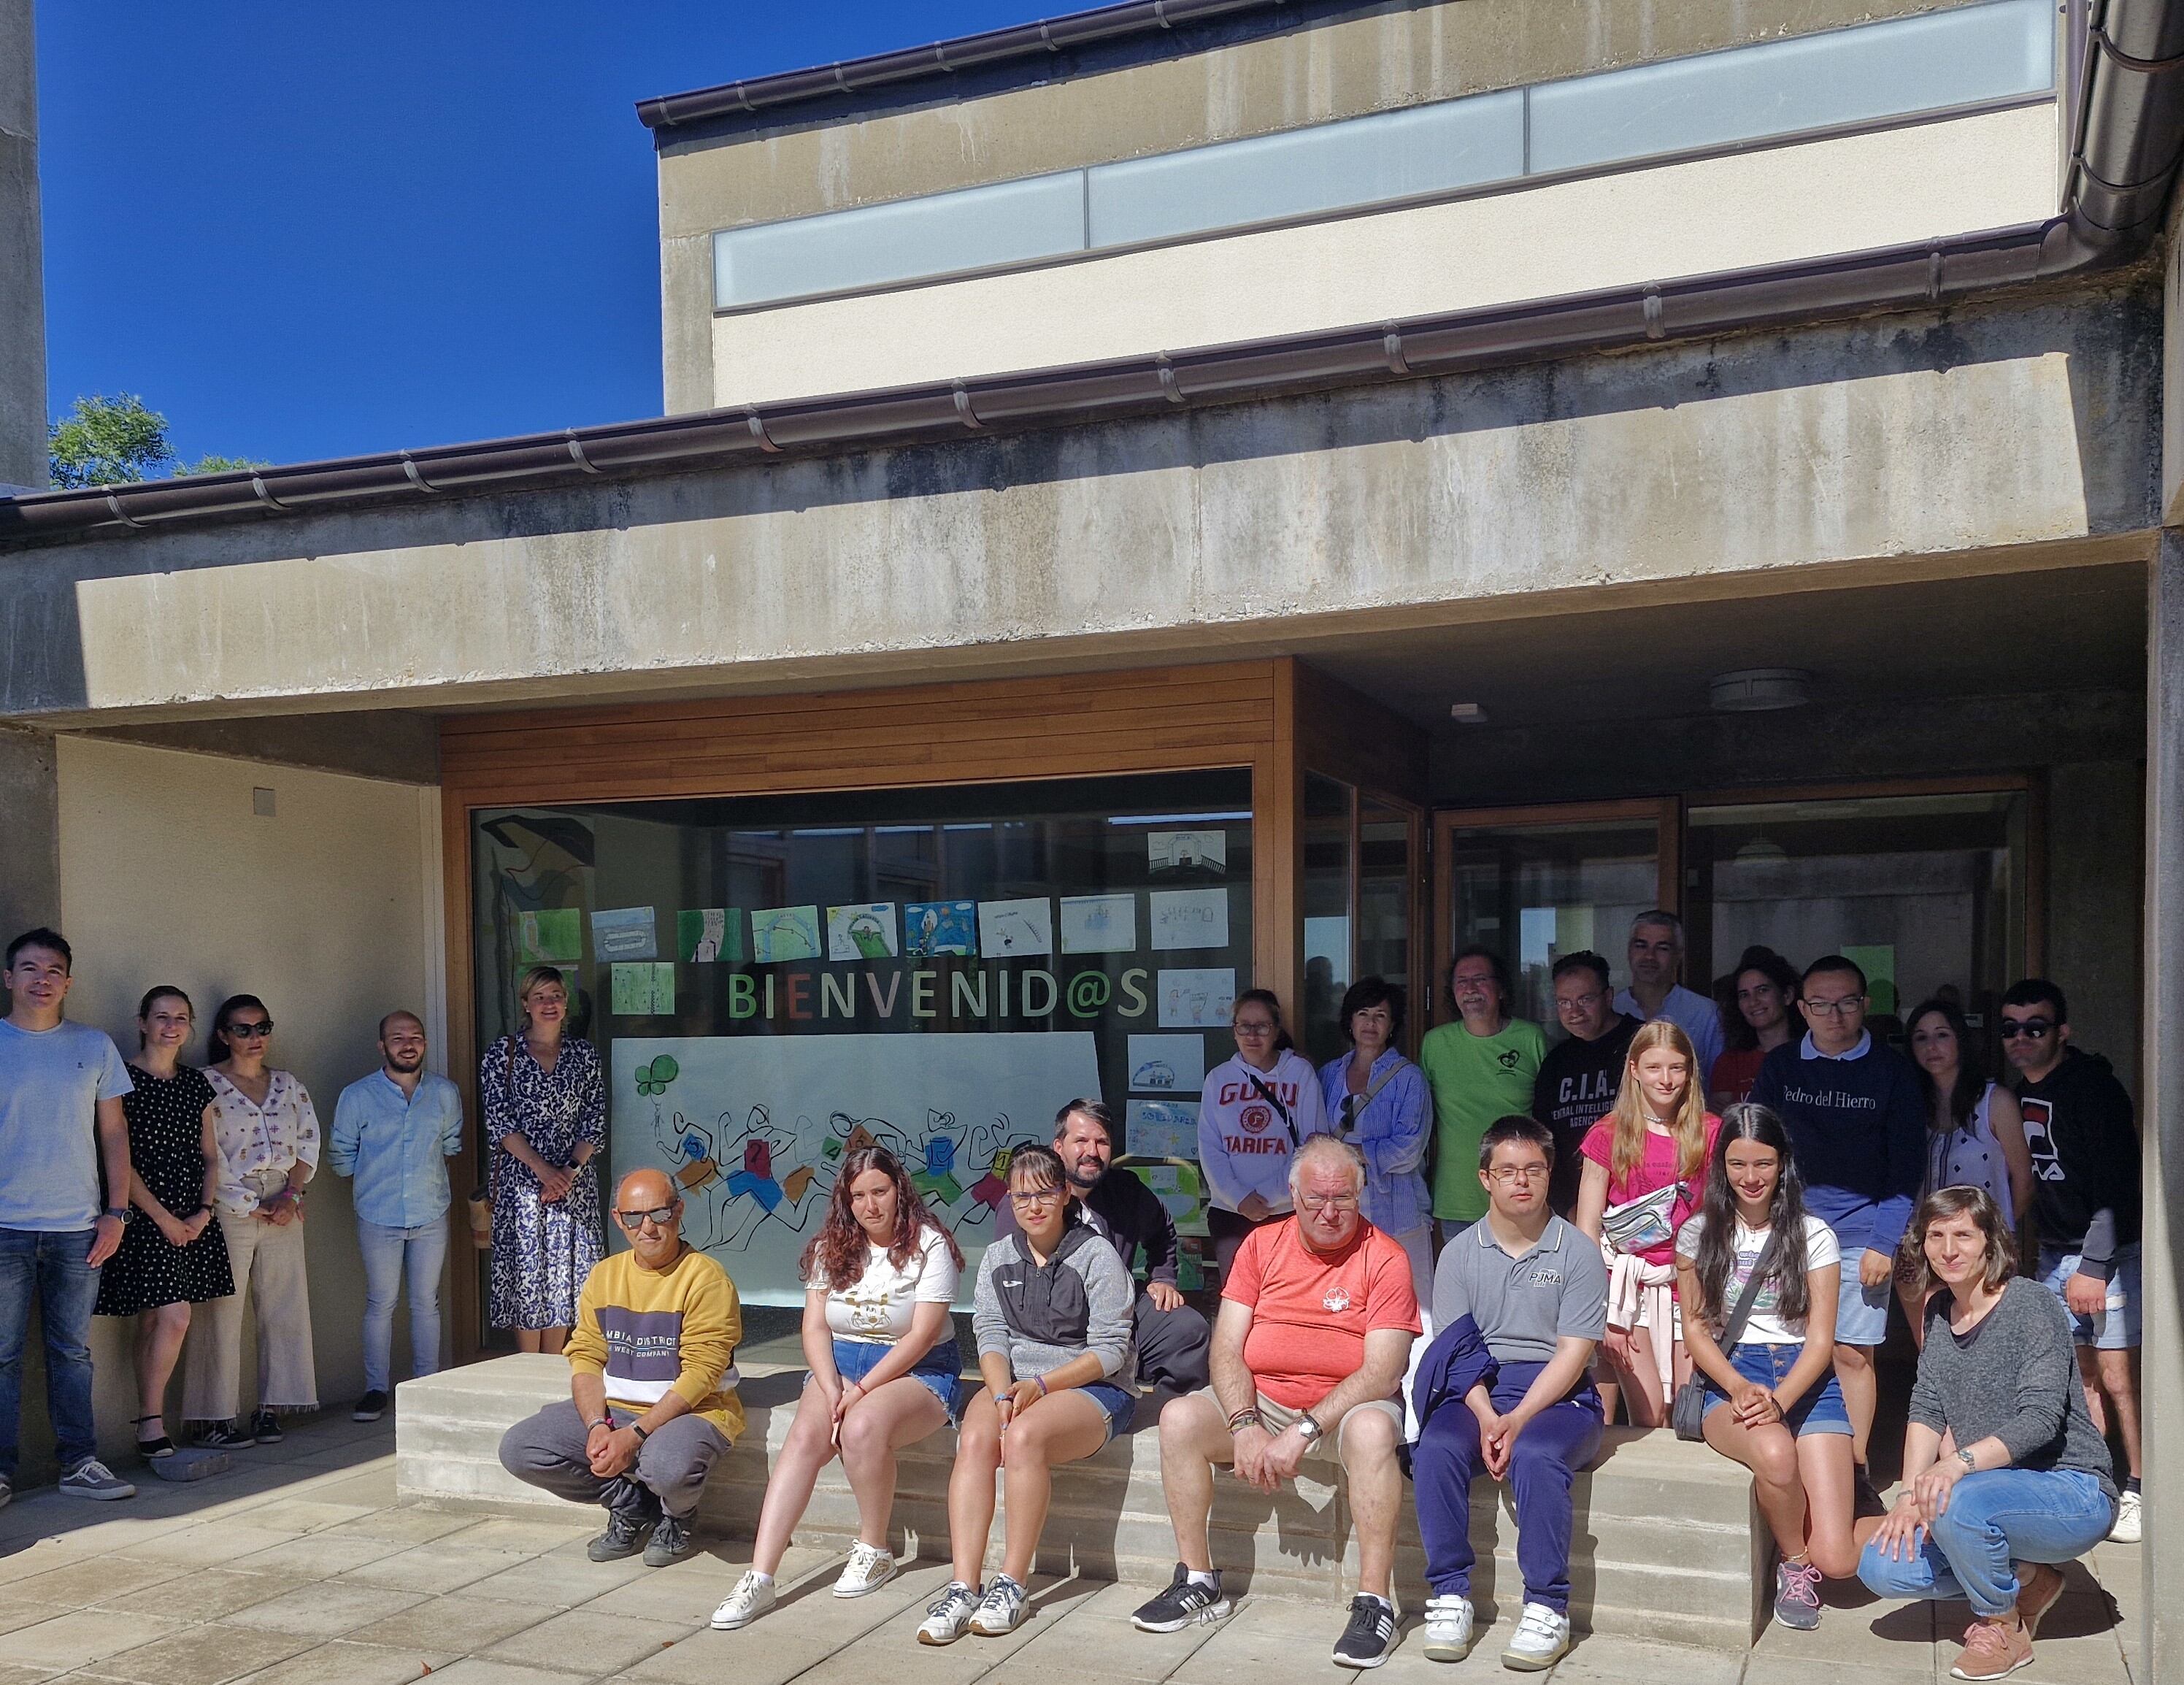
[1431, 801, 1679, 1028]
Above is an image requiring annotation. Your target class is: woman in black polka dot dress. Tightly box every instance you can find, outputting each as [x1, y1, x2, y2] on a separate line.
[94, 986, 235, 1459]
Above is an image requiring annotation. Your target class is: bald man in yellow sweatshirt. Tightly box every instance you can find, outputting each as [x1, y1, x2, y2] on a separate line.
[499, 1167, 742, 1567]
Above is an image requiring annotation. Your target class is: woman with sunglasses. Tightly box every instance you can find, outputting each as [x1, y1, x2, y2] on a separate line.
[182, 995, 320, 1448]
[1199, 989, 1331, 1281]
[94, 987, 234, 1461]
[484, 966, 606, 1355]
[1316, 976, 1431, 1306]
[712, 1148, 964, 1630]
[918, 1145, 1135, 1646]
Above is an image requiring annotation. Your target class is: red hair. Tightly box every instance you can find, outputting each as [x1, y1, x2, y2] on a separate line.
[800, 1146, 963, 1292]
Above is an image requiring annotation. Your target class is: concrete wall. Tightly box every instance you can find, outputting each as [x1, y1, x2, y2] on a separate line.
[0, 284, 2159, 722]
[710, 106, 2055, 407]
[657, 0, 1980, 411]
[0, 0, 45, 492]
[0, 723, 60, 940]
[8, 737, 445, 1481]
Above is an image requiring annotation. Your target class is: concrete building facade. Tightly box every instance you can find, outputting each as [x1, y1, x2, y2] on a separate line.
[0, 0, 2177, 1673]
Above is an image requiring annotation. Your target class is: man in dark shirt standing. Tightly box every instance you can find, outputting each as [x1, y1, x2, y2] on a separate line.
[998, 1099, 1209, 1396]
[1531, 953, 1639, 1217]
[2002, 978, 2143, 1543]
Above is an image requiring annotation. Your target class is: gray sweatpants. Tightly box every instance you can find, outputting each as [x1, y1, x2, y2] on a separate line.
[498, 1399, 730, 1520]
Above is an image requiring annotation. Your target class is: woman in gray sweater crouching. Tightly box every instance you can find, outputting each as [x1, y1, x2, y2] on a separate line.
[1861, 1186, 2117, 1681]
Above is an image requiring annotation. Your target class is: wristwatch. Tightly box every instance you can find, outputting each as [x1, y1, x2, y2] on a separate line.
[100, 1207, 128, 1223]
[1956, 1448, 1977, 1473]
[1296, 1411, 1326, 1444]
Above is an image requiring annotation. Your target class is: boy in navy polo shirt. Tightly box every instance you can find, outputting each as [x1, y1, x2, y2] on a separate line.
[1413, 1116, 1607, 1672]
[1749, 955, 1923, 1494]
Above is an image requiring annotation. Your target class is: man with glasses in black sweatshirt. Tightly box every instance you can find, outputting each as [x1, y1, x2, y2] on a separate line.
[2000, 978, 2142, 1543]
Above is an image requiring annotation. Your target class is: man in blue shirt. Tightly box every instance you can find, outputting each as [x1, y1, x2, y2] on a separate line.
[1612, 910, 1724, 1089]
[330, 1010, 465, 1421]
[1749, 955, 1924, 1497]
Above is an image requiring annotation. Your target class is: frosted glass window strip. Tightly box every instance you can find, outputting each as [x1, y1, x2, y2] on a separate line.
[1085, 88, 1524, 247]
[1528, 0, 2054, 175]
[714, 170, 1087, 308]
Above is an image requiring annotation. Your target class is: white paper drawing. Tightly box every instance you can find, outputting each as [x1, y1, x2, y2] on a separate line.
[612, 1032, 1101, 1306]
[977, 898, 1054, 958]
[1148, 829, 1228, 872]
[1128, 1034, 1207, 1094]
[1150, 887, 1230, 951]
[750, 905, 822, 964]
[1125, 1099, 1201, 1161]
[1058, 893, 1137, 955]
[1158, 968, 1237, 1028]
[826, 903, 900, 962]
[591, 906, 658, 962]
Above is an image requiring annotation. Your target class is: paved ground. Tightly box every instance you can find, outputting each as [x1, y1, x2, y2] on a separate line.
[0, 1407, 2142, 1685]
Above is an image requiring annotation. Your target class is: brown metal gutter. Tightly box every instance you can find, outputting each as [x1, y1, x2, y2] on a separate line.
[2, 3, 2177, 549]
[635, 0, 1292, 131]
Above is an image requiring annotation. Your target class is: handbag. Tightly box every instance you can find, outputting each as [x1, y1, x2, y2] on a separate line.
[1672, 1253, 1769, 1440]
[1600, 1181, 1683, 1256]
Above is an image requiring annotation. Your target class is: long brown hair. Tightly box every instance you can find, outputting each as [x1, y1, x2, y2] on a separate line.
[1900, 1184, 2017, 1301]
[800, 1146, 963, 1293]
[1604, 1019, 1710, 1183]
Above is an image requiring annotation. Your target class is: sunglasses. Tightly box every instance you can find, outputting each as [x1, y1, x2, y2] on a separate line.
[225, 1021, 274, 1039]
[614, 1205, 679, 1229]
[1998, 1019, 2055, 1040]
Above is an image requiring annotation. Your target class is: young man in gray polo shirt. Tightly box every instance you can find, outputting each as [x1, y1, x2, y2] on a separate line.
[1413, 1116, 1606, 1671]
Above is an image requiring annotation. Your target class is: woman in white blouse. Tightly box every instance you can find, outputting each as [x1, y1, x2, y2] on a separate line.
[710, 1146, 964, 1630]
[182, 994, 320, 1448]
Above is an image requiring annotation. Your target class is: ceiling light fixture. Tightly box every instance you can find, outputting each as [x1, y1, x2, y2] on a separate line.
[1709, 668, 1812, 713]
[1449, 702, 1489, 724]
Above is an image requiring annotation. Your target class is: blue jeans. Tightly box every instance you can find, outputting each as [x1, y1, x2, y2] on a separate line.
[0, 1226, 102, 1478]
[358, 1218, 450, 1394]
[1857, 1468, 2115, 1616]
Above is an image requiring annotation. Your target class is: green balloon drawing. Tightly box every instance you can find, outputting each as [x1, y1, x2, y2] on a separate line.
[635, 1055, 680, 1097]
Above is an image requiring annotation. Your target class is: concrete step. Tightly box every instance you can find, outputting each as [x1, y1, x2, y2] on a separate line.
[396, 1354, 1764, 1650]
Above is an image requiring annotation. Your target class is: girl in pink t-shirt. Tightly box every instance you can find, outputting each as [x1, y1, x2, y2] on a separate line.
[1574, 1019, 1720, 1427]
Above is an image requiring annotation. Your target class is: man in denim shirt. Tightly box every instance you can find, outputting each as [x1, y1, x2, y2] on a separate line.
[330, 1011, 464, 1421]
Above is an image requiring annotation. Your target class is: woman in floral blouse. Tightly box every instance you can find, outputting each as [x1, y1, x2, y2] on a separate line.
[484, 966, 605, 1352]
[182, 994, 320, 1448]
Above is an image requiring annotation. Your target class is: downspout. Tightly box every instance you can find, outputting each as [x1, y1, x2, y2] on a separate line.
[4, 3, 2183, 545]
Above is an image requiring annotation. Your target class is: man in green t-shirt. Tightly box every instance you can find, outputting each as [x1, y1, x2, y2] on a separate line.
[1418, 948, 1547, 1231]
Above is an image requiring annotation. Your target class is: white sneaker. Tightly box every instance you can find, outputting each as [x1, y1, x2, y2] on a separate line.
[967, 1573, 1028, 1637]
[834, 1541, 897, 1597]
[710, 1570, 775, 1630]
[918, 1581, 982, 1646]
[2110, 1489, 2142, 1544]
[1500, 1602, 1570, 1671]
[1422, 1594, 1475, 1662]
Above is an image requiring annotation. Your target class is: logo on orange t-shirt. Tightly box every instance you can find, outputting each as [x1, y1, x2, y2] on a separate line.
[1322, 1286, 1352, 1313]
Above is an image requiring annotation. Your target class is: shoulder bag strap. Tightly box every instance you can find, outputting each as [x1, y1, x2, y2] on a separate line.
[1245, 1070, 1299, 1147]
[1716, 1244, 1773, 1349]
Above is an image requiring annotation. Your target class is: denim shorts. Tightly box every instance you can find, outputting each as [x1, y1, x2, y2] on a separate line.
[1834, 1267, 1893, 1346]
[829, 1335, 963, 1424]
[2038, 1243, 2142, 1351]
[1702, 1340, 1853, 1438]
[1078, 1380, 1137, 1446]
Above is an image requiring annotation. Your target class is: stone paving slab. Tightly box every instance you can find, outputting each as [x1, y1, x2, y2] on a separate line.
[0, 1404, 2140, 1685]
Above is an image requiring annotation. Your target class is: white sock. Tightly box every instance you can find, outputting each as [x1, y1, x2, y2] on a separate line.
[747, 1571, 774, 1587]
[1360, 1593, 1393, 1611]
[1188, 1570, 1218, 1590]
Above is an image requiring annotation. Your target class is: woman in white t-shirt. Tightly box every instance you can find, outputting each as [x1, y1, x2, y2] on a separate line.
[1198, 989, 1332, 1280]
[1677, 1103, 1873, 1635]
[712, 1148, 964, 1630]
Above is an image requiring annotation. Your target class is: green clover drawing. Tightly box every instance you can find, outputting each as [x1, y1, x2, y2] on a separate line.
[635, 1055, 680, 1096]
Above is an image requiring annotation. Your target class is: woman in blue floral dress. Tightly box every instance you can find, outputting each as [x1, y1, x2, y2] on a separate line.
[483, 966, 605, 1351]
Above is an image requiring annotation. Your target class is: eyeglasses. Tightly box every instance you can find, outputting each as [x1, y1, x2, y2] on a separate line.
[1232, 1021, 1277, 1037]
[1555, 991, 1606, 1011]
[225, 1021, 274, 1039]
[1486, 1164, 1550, 1185]
[614, 1205, 678, 1229]
[1998, 1018, 2056, 1040]
[1010, 1189, 1065, 1210]
[1801, 997, 1864, 1018]
[1298, 1194, 1359, 1213]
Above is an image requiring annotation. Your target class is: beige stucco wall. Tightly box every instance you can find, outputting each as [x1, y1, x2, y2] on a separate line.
[712, 104, 2056, 407]
[26, 737, 444, 1481]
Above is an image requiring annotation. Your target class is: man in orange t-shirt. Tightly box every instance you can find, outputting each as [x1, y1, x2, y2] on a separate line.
[1131, 1135, 1420, 1670]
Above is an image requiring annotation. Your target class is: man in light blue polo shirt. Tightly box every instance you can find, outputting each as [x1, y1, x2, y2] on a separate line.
[1612, 910, 1724, 1090]
[329, 1010, 464, 1422]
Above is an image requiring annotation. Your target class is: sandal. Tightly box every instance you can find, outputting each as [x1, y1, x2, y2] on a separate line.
[132, 1415, 176, 1460]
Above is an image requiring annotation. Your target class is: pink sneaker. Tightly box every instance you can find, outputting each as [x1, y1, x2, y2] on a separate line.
[1949, 1618, 2033, 1681]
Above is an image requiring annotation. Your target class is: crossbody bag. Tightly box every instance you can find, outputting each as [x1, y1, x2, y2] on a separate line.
[1670, 1256, 1769, 1440]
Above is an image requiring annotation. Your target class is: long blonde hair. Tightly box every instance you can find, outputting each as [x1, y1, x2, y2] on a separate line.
[1605, 1019, 1710, 1183]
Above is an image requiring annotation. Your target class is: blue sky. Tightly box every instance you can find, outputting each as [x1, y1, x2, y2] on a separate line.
[37, 2, 1055, 469]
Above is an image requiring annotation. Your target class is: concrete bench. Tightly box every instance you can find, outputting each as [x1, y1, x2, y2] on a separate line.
[397, 1354, 1763, 1651]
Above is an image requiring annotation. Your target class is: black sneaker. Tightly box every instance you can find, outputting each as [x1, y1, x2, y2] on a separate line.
[642, 1512, 693, 1567]
[1131, 1563, 1232, 1632]
[250, 1410, 283, 1445]
[196, 1420, 252, 1450]
[1332, 1594, 1398, 1669]
[352, 1391, 389, 1423]
[588, 1509, 655, 1562]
